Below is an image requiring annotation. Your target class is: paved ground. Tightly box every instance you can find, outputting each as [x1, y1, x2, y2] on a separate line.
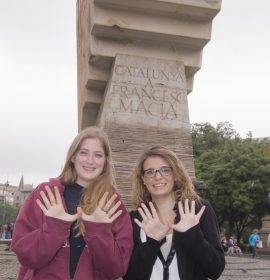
[0, 250, 18, 280]
[220, 254, 270, 280]
[1, 245, 270, 280]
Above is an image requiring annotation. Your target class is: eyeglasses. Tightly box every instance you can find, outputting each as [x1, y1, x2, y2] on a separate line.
[143, 166, 173, 178]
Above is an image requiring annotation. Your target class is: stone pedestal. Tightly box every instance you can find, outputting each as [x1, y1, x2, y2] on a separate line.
[260, 215, 270, 248]
[96, 54, 194, 208]
[76, 0, 222, 207]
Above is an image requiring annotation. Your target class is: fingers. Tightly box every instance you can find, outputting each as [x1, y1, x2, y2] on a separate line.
[103, 193, 118, 212]
[39, 190, 52, 209]
[100, 192, 122, 219]
[190, 200, 195, 215]
[45, 185, 57, 205]
[178, 200, 184, 217]
[107, 201, 121, 217]
[108, 209, 123, 223]
[197, 205, 206, 219]
[36, 199, 47, 213]
[38, 185, 60, 209]
[54, 186, 62, 204]
[134, 218, 144, 229]
[77, 206, 84, 217]
[178, 199, 206, 219]
[140, 203, 155, 221]
[98, 192, 109, 210]
[138, 206, 148, 222]
[184, 198, 189, 213]
[149, 202, 158, 218]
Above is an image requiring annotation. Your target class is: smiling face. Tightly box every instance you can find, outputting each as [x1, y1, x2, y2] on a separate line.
[72, 138, 106, 187]
[142, 156, 174, 199]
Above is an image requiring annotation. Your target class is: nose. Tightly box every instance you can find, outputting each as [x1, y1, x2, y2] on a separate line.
[154, 170, 162, 178]
[86, 153, 94, 163]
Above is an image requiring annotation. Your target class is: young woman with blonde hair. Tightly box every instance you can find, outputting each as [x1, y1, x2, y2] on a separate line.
[11, 126, 133, 280]
[124, 146, 224, 280]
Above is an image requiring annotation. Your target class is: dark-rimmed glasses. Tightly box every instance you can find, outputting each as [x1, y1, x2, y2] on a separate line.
[143, 166, 173, 178]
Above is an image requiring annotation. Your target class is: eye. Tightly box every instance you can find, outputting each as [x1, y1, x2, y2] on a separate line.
[161, 166, 172, 175]
[144, 169, 155, 177]
[78, 149, 88, 156]
[95, 152, 104, 158]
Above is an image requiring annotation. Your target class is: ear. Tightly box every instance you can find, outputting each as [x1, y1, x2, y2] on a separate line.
[71, 155, 75, 163]
[141, 176, 146, 185]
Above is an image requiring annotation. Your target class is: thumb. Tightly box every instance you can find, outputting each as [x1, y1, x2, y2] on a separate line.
[72, 213, 80, 220]
[170, 223, 177, 230]
[77, 206, 84, 216]
[197, 205, 206, 219]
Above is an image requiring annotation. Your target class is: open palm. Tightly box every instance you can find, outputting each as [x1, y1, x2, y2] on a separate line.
[171, 199, 205, 232]
[78, 192, 122, 223]
[134, 202, 169, 241]
[36, 185, 78, 222]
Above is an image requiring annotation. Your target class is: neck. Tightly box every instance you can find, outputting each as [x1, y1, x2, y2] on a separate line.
[152, 195, 175, 211]
[152, 195, 175, 224]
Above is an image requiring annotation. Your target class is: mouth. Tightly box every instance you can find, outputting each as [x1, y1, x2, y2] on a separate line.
[82, 166, 96, 172]
[153, 183, 166, 188]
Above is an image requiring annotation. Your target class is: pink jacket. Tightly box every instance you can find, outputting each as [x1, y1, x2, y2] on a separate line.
[11, 178, 133, 280]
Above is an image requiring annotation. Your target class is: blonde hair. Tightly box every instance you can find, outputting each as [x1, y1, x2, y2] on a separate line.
[58, 126, 115, 235]
[131, 146, 200, 209]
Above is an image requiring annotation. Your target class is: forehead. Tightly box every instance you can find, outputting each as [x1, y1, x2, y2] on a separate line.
[143, 156, 169, 169]
[80, 138, 104, 152]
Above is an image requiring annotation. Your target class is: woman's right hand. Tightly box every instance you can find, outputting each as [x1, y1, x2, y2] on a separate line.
[36, 185, 79, 222]
[134, 202, 169, 241]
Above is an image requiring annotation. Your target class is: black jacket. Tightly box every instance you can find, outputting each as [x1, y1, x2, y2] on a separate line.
[123, 202, 225, 280]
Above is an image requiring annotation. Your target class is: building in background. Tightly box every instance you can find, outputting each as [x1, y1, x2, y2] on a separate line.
[13, 176, 33, 207]
[0, 176, 33, 207]
[0, 181, 17, 205]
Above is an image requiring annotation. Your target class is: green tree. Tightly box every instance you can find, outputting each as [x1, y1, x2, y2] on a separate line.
[0, 203, 20, 227]
[192, 122, 270, 242]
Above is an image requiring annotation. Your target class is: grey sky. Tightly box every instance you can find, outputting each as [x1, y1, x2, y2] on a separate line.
[0, 0, 269, 187]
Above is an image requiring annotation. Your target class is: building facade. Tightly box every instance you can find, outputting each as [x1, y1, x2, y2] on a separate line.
[0, 176, 33, 207]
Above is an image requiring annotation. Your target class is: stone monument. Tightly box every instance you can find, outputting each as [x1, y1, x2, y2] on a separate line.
[260, 215, 270, 247]
[76, 0, 222, 208]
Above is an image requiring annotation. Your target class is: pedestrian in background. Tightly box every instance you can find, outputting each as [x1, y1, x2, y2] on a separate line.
[220, 234, 228, 253]
[248, 228, 261, 258]
[227, 236, 234, 256]
[123, 146, 225, 280]
[11, 126, 133, 280]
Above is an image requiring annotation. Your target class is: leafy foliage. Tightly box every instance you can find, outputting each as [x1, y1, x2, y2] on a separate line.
[0, 203, 20, 227]
[192, 122, 270, 242]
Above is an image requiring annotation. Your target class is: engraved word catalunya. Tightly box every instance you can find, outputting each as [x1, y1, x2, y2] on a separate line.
[114, 65, 184, 82]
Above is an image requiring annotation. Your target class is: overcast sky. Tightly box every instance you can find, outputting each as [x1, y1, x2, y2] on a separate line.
[0, 0, 269, 187]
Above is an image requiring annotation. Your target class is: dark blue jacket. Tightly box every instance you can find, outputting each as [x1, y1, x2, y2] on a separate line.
[124, 201, 225, 280]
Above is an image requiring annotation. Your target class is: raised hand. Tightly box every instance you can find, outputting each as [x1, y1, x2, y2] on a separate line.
[77, 192, 122, 223]
[171, 199, 205, 232]
[36, 185, 79, 222]
[134, 202, 169, 241]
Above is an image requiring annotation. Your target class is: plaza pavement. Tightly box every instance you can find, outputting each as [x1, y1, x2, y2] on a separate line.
[1, 249, 270, 280]
[220, 254, 270, 280]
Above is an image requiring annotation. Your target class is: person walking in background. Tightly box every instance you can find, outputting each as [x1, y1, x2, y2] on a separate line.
[123, 146, 225, 280]
[220, 234, 228, 253]
[227, 236, 234, 256]
[1, 224, 8, 239]
[11, 126, 133, 280]
[248, 228, 261, 258]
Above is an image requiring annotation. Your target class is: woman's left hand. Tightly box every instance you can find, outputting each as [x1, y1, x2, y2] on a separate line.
[77, 192, 122, 223]
[171, 199, 205, 232]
